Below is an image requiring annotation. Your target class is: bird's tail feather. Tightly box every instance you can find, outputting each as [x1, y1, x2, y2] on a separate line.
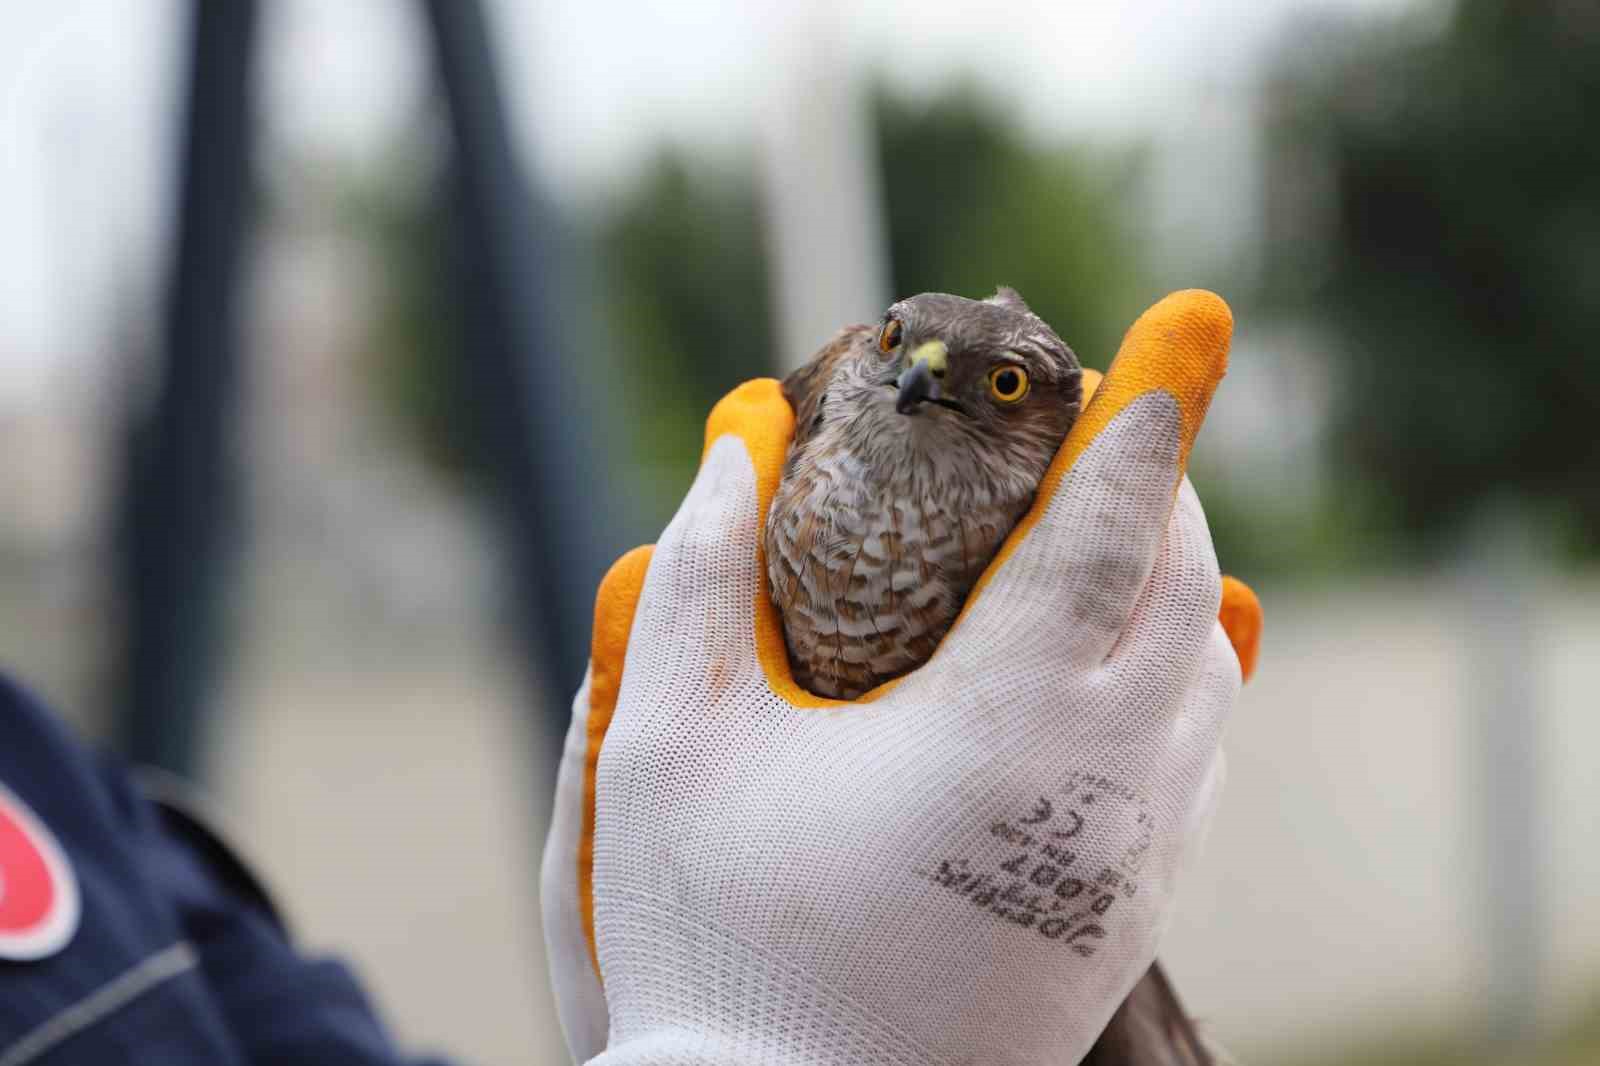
[1079, 962, 1217, 1066]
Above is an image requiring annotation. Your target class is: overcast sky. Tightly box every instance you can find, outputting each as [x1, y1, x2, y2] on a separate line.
[0, 0, 1425, 395]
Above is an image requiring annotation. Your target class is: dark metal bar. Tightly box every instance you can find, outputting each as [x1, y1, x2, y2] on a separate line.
[422, 0, 621, 732]
[114, 0, 259, 774]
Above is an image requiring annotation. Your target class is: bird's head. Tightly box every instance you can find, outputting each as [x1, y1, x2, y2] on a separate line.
[800, 288, 1081, 497]
[879, 289, 1078, 424]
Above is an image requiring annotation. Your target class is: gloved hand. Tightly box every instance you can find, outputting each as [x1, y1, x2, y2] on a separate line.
[541, 291, 1262, 1065]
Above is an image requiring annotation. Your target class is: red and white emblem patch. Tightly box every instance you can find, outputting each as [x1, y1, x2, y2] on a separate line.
[0, 782, 79, 960]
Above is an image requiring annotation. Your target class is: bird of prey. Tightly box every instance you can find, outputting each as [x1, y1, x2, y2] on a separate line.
[765, 288, 1215, 1066]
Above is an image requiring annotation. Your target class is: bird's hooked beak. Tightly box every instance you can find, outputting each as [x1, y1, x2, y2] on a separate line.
[895, 340, 948, 414]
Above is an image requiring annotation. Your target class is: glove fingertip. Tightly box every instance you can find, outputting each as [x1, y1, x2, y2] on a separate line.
[1217, 575, 1262, 682]
[593, 545, 656, 696]
[1111, 289, 1232, 479]
[583, 544, 655, 980]
[701, 377, 795, 566]
[702, 377, 794, 474]
[1040, 290, 1233, 528]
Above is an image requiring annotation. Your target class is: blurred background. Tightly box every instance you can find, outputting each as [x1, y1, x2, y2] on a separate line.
[1, 0, 1596, 1063]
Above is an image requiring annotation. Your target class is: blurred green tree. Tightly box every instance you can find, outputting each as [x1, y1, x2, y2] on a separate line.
[591, 85, 1147, 528]
[874, 84, 1147, 370]
[592, 150, 776, 523]
[1262, 0, 1600, 553]
[350, 86, 1150, 533]
[337, 153, 480, 484]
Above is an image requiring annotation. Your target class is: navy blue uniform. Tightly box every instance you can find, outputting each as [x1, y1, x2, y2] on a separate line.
[0, 675, 463, 1065]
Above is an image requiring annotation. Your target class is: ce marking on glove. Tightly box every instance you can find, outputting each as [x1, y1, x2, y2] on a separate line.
[916, 774, 1154, 956]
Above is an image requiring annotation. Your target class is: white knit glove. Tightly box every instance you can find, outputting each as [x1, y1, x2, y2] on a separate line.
[541, 291, 1257, 1065]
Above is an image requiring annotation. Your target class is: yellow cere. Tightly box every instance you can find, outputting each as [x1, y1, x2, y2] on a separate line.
[910, 340, 948, 377]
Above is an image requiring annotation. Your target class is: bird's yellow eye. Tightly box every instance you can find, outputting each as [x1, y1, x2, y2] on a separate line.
[988, 365, 1029, 404]
[879, 318, 903, 353]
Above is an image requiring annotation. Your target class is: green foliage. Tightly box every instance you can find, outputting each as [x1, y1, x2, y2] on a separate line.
[874, 84, 1148, 369]
[1194, 464, 1409, 579]
[350, 85, 1151, 537]
[587, 84, 1149, 529]
[1262, 0, 1600, 550]
[336, 153, 480, 485]
[590, 151, 777, 524]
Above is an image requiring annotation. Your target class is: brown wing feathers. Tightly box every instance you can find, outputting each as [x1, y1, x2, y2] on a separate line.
[780, 327, 865, 453]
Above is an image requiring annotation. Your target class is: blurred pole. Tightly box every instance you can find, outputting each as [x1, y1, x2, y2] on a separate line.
[1459, 503, 1544, 1045]
[116, 1, 258, 775]
[421, 0, 618, 738]
[759, 5, 892, 372]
